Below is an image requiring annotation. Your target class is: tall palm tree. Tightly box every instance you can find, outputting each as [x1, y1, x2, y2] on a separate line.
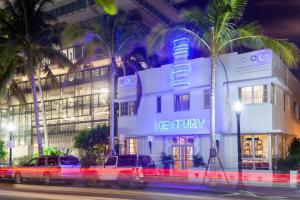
[149, 0, 298, 166]
[62, 10, 149, 155]
[0, 0, 74, 156]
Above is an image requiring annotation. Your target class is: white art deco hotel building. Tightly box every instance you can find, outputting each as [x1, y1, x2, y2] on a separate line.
[116, 38, 300, 170]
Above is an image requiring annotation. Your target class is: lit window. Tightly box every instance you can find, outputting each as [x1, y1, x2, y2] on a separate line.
[240, 87, 252, 104]
[120, 101, 136, 116]
[174, 94, 190, 112]
[125, 138, 138, 154]
[239, 85, 268, 104]
[203, 90, 210, 109]
[157, 96, 161, 113]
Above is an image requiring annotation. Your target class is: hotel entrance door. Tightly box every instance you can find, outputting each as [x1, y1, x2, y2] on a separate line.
[172, 137, 194, 169]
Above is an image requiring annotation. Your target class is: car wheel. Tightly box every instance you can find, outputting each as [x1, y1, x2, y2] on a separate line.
[137, 181, 148, 189]
[42, 174, 51, 185]
[15, 174, 23, 184]
[86, 178, 97, 187]
[118, 180, 130, 189]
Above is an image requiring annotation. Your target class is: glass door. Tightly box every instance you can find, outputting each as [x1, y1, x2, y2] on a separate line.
[172, 136, 194, 170]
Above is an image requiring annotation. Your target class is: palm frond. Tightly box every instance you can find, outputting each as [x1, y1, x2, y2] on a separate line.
[181, 8, 210, 35]
[36, 45, 77, 71]
[10, 80, 26, 104]
[222, 22, 299, 66]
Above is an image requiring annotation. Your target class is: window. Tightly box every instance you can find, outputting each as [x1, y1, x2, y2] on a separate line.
[104, 157, 117, 167]
[120, 101, 136, 116]
[92, 68, 100, 77]
[100, 67, 108, 76]
[239, 85, 268, 104]
[117, 155, 137, 167]
[174, 94, 190, 112]
[60, 156, 80, 166]
[157, 96, 161, 113]
[271, 84, 275, 104]
[37, 158, 46, 166]
[204, 90, 210, 109]
[26, 158, 37, 166]
[48, 157, 58, 166]
[125, 138, 138, 154]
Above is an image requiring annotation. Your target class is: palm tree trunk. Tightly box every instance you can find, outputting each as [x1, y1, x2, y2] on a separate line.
[109, 57, 117, 155]
[31, 73, 43, 156]
[210, 56, 217, 150]
[37, 66, 49, 148]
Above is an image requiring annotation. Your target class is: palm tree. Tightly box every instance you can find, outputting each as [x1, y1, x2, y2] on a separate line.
[0, 0, 74, 156]
[62, 10, 149, 155]
[149, 0, 298, 166]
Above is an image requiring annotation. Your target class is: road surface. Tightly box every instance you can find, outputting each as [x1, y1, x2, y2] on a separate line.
[0, 182, 298, 200]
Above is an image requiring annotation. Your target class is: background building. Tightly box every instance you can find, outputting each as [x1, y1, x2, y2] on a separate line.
[117, 38, 300, 170]
[0, 0, 187, 160]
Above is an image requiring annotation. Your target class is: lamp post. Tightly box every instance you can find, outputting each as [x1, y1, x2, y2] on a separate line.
[7, 122, 15, 166]
[234, 101, 244, 189]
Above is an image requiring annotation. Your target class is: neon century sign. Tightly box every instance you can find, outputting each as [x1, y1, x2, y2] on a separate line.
[158, 118, 205, 131]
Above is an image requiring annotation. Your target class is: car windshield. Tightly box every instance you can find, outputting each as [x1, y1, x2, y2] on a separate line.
[60, 157, 80, 165]
[117, 155, 137, 167]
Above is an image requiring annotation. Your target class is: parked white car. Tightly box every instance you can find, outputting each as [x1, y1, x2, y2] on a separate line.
[83, 154, 156, 188]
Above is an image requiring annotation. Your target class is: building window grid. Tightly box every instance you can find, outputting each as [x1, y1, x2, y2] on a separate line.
[239, 85, 268, 104]
[120, 101, 136, 116]
[5, 70, 110, 147]
[174, 94, 190, 112]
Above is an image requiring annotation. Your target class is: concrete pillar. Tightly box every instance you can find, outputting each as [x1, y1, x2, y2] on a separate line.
[268, 134, 272, 170]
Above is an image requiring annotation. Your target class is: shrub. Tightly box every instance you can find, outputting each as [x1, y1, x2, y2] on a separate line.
[193, 153, 206, 168]
[34, 147, 64, 157]
[276, 138, 300, 172]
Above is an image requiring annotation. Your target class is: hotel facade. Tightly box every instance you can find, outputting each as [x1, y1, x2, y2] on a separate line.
[117, 39, 300, 170]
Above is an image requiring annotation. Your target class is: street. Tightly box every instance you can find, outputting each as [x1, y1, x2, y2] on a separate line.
[0, 182, 299, 200]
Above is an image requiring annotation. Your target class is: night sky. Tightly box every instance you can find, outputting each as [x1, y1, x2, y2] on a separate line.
[176, 0, 300, 77]
[178, 0, 300, 47]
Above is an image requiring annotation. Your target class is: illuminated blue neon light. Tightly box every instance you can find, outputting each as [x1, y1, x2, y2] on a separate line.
[158, 118, 205, 131]
[171, 38, 191, 89]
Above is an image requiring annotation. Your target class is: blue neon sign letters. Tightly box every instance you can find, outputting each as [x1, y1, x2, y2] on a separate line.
[158, 118, 205, 131]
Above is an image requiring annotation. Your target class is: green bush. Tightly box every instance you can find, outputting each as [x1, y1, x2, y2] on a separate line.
[276, 138, 300, 172]
[0, 140, 7, 163]
[193, 153, 206, 168]
[34, 147, 64, 157]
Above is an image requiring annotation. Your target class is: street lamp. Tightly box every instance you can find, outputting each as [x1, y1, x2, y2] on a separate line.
[7, 122, 15, 166]
[234, 100, 244, 189]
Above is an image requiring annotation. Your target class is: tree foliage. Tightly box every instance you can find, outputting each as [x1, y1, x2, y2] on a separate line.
[277, 138, 300, 172]
[95, 0, 117, 15]
[0, 140, 7, 162]
[35, 147, 64, 157]
[0, 0, 75, 155]
[74, 125, 109, 158]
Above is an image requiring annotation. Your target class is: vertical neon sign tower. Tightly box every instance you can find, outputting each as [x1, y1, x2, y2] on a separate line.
[171, 38, 191, 89]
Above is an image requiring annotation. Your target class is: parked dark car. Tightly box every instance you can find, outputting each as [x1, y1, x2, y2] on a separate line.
[13, 155, 81, 184]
